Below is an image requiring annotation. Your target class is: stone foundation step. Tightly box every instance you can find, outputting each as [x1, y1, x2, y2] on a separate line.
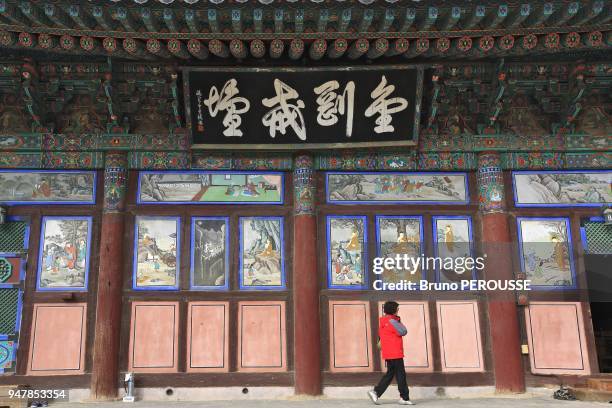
[587, 378, 612, 391]
[572, 387, 612, 403]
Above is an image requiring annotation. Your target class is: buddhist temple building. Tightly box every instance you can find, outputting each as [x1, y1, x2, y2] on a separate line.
[0, 0, 610, 402]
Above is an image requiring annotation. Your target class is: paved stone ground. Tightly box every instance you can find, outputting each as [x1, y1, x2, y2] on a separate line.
[46, 397, 609, 407]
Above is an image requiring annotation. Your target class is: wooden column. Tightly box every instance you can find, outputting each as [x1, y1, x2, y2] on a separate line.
[292, 155, 322, 395]
[90, 152, 128, 400]
[477, 152, 525, 393]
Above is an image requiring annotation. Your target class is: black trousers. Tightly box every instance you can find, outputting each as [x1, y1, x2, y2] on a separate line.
[374, 358, 410, 401]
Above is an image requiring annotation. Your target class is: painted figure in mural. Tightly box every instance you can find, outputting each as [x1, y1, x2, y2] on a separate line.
[551, 235, 568, 271]
[0, 94, 29, 132]
[204, 78, 250, 137]
[574, 96, 612, 137]
[346, 230, 361, 251]
[262, 79, 306, 140]
[135, 218, 179, 288]
[365, 75, 409, 134]
[444, 224, 455, 253]
[378, 218, 422, 284]
[439, 104, 473, 135]
[193, 219, 227, 287]
[132, 92, 168, 134]
[59, 95, 104, 134]
[502, 95, 548, 136]
[241, 218, 283, 287]
[314, 80, 355, 137]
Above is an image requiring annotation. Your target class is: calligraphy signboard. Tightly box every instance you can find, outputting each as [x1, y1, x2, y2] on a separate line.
[183, 66, 424, 149]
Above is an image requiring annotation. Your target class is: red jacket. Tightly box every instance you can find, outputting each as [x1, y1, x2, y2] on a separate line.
[379, 314, 407, 360]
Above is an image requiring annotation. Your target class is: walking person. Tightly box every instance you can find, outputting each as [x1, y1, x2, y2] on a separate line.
[368, 301, 414, 405]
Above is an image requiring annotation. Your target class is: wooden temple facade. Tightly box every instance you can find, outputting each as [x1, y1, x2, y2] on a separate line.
[0, 0, 610, 401]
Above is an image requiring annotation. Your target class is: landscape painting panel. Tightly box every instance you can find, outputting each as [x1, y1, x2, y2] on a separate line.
[328, 216, 367, 287]
[327, 172, 467, 203]
[139, 172, 283, 203]
[192, 218, 228, 288]
[514, 171, 612, 206]
[377, 217, 423, 284]
[0, 171, 95, 203]
[240, 217, 284, 288]
[518, 218, 574, 288]
[135, 217, 179, 289]
[434, 217, 473, 283]
[38, 217, 91, 290]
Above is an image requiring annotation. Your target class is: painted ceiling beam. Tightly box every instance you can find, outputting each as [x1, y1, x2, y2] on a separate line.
[0, 1, 27, 25]
[439, 6, 461, 31]
[309, 38, 327, 60]
[250, 39, 265, 58]
[399, 8, 416, 32]
[230, 39, 247, 59]
[294, 9, 304, 33]
[358, 9, 374, 32]
[482, 4, 508, 29]
[403, 38, 429, 59]
[18, 2, 49, 27]
[385, 38, 409, 57]
[80, 36, 102, 54]
[462, 5, 486, 30]
[419, 7, 438, 31]
[91, 6, 115, 31]
[139, 8, 158, 32]
[327, 38, 348, 59]
[523, 2, 554, 27]
[207, 9, 219, 33]
[378, 8, 395, 32]
[288, 38, 303, 60]
[43, 3, 71, 29]
[208, 39, 229, 58]
[347, 38, 369, 59]
[232, 9, 242, 33]
[163, 9, 178, 33]
[68, 5, 95, 30]
[504, 3, 530, 28]
[115, 7, 137, 32]
[366, 38, 388, 59]
[275, 9, 284, 33]
[184, 9, 199, 33]
[338, 8, 351, 33]
[548, 2, 580, 26]
[317, 9, 329, 33]
[186, 39, 209, 60]
[570, 1, 604, 26]
[270, 38, 285, 58]
[253, 8, 263, 33]
[122, 37, 149, 59]
[168, 39, 190, 59]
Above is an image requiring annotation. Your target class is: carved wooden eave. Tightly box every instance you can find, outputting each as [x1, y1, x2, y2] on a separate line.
[0, 0, 610, 62]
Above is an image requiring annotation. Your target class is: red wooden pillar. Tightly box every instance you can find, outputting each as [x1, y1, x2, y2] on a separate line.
[90, 152, 128, 400]
[292, 155, 322, 395]
[478, 152, 525, 393]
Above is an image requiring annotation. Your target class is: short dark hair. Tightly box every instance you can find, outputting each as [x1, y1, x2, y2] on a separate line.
[383, 301, 399, 315]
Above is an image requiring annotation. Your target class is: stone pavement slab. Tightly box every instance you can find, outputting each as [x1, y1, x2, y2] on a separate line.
[46, 397, 608, 408]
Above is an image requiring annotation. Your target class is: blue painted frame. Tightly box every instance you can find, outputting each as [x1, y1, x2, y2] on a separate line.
[432, 215, 476, 283]
[238, 216, 285, 290]
[327, 215, 368, 290]
[136, 170, 285, 205]
[132, 216, 181, 291]
[0, 170, 97, 205]
[516, 216, 577, 291]
[325, 171, 470, 205]
[190, 217, 230, 291]
[512, 170, 612, 207]
[36, 216, 92, 292]
[375, 215, 426, 284]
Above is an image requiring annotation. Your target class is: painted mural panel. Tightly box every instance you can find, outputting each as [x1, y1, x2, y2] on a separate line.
[36, 217, 92, 291]
[433, 216, 474, 283]
[517, 217, 575, 289]
[513, 171, 612, 207]
[327, 216, 367, 289]
[138, 171, 283, 204]
[0, 171, 96, 204]
[239, 217, 285, 289]
[133, 217, 180, 290]
[190, 217, 229, 290]
[326, 172, 468, 204]
[376, 216, 424, 284]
